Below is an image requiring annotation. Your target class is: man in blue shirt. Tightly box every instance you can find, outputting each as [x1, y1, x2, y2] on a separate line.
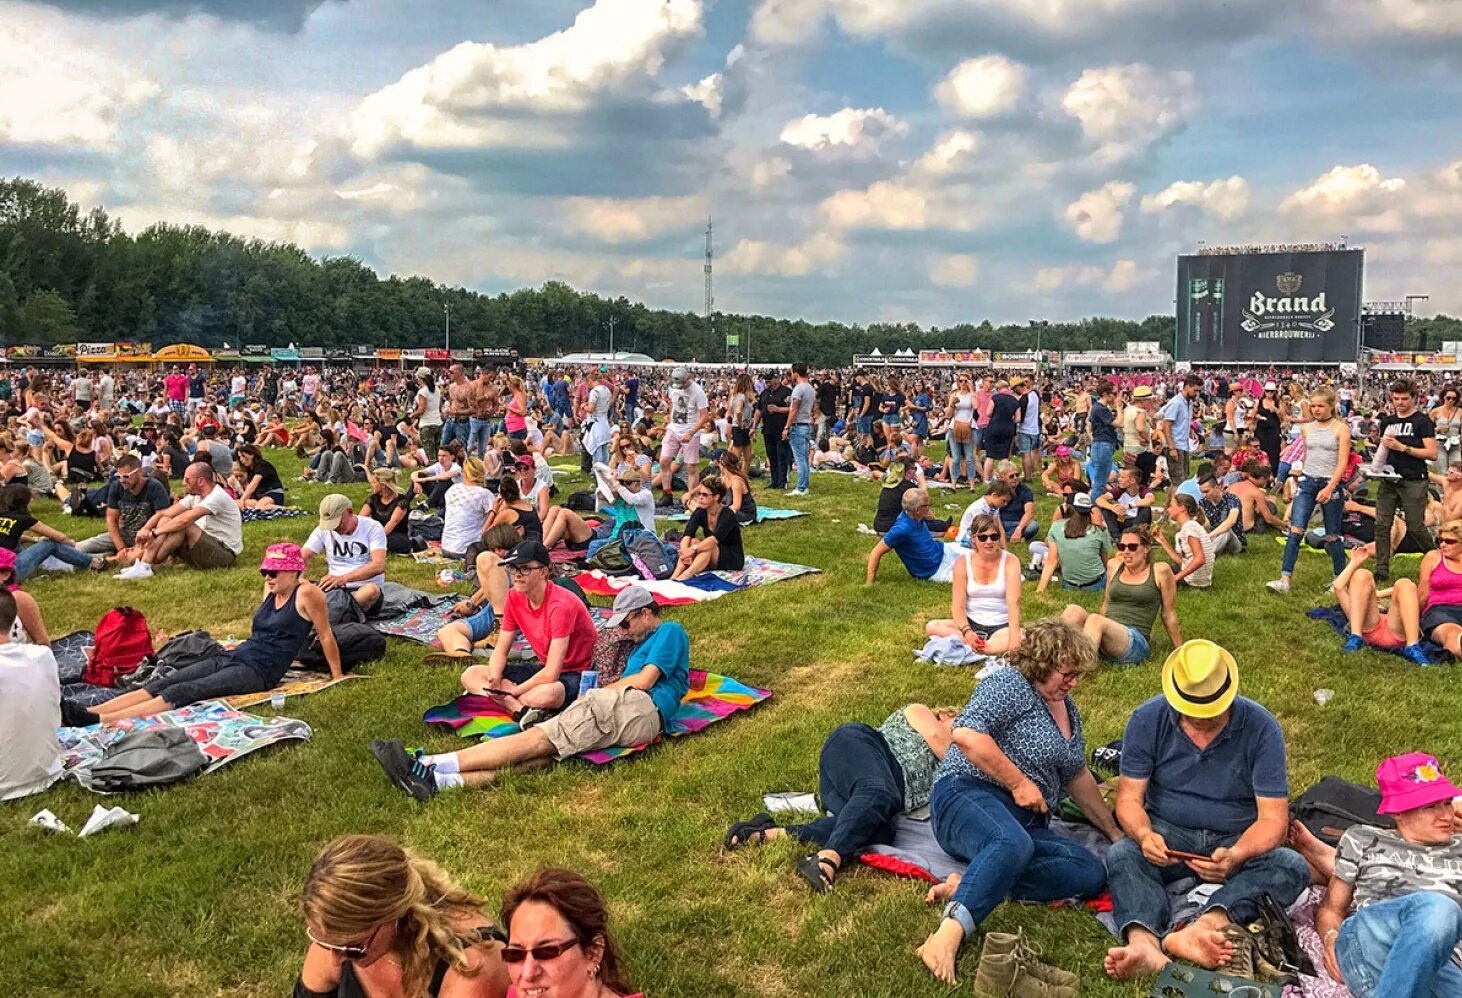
[1104, 640, 1308, 983]
[866, 488, 960, 583]
[372, 586, 689, 799]
[1160, 375, 1203, 486]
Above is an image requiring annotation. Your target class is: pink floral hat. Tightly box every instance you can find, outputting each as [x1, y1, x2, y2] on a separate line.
[1377, 753, 1461, 815]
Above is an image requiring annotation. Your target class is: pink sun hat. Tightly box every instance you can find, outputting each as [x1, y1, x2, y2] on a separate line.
[258, 542, 306, 574]
[1376, 752, 1462, 815]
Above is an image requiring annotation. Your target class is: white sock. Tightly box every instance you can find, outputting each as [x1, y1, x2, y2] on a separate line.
[421, 753, 459, 774]
[434, 772, 464, 790]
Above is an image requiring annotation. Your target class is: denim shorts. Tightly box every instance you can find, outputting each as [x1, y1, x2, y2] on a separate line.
[1108, 626, 1151, 665]
[856, 415, 874, 435]
[1016, 432, 1041, 455]
[462, 604, 496, 641]
[1062, 572, 1107, 592]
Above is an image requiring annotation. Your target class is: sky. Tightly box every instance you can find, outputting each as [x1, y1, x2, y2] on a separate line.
[5, 0, 1462, 329]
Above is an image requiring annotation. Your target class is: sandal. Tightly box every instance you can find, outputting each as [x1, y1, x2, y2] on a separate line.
[795, 854, 839, 894]
[723, 812, 776, 850]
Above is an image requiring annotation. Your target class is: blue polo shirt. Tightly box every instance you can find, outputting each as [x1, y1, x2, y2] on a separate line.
[1160, 394, 1193, 451]
[884, 511, 943, 579]
[1119, 695, 1288, 835]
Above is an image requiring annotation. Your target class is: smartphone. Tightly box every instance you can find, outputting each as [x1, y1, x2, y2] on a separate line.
[1166, 848, 1211, 863]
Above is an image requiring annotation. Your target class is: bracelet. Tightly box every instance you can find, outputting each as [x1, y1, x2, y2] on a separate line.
[1323, 928, 1339, 942]
[959, 625, 972, 635]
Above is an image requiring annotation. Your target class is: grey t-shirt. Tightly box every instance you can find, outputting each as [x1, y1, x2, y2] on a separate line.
[791, 382, 816, 425]
[1335, 824, 1462, 964]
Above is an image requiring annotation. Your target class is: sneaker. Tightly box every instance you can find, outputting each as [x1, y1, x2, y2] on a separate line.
[114, 562, 153, 580]
[1022, 567, 1042, 582]
[369, 738, 438, 801]
[786, 488, 809, 497]
[1402, 642, 1434, 666]
[1265, 577, 1290, 594]
[1341, 634, 1366, 653]
[61, 502, 73, 516]
[514, 707, 553, 730]
[1364, 465, 1402, 480]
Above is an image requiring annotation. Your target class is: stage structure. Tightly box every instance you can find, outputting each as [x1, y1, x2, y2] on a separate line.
[1174, 245, 1364, 365]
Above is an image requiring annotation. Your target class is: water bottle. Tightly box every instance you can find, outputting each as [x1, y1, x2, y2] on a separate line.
[580, 670, 599, 694]
[270, 691, 286, 712]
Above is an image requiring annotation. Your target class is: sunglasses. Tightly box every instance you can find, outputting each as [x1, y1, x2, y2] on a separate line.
[974, 532, 1001, 543]
[1441, 538, 1461, 547]
[501, 937, 580, 964]
[1116, 542, 1143, 552]
[306, 927, 372, 960]
[260, 570, 282, 578]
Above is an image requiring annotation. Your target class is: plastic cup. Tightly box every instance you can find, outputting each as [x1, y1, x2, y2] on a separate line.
[1313, 688, 1335, 706]
[580, 670, 600, 694]
[270, 691, 286, 712]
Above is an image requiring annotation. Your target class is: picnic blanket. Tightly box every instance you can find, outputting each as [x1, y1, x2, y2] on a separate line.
[60, 700, 312, 792]
[1283, 887, 1355, 998]
[858, 814, 1113, 885]
[368, 585, 458, 643]
[659, 508, 808, 524]
[225, 669, 359, 708]
[241, 506, 311, 522]
[573, 557, 820, 606]
[423, 670, 771, 764]
[1307, 605, 1452, 664]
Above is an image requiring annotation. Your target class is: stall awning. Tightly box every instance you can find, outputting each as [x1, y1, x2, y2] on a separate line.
[151, 343, 213, 364]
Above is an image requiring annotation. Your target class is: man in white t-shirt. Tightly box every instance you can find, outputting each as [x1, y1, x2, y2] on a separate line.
[303, 494, 387, 615]
[657, 366, 710, 501]
[0, 590, 63, 801]
[230, 372, 247, 404]
[97, 371, 115, 409]
[117, 460, 243, 578]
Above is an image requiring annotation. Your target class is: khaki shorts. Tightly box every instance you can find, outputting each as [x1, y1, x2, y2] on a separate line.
[537, 687, 663, 760]
[182, 531, 238, 569]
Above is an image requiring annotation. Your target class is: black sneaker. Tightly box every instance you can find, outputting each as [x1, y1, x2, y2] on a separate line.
[514, 707, 555, 730]
[370, 738, 438, 800]
[60, 699, 97, 728]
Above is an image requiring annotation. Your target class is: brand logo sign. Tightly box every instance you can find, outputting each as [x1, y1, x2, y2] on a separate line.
[1241, 272, 1334, 340]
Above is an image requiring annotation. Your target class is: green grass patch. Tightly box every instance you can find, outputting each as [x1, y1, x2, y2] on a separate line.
[3, 447, 1460, 996]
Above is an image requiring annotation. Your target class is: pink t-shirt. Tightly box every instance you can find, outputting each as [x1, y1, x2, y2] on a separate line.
[501, 584, 596, 673]
[164, 373, 188, 402]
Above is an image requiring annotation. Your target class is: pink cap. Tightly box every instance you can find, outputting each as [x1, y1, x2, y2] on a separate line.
[1056, 445, 1072, 457]
[0, 547, 16, 589]
[258, 542, 306, 574]
[1376, 752, 1462, 815]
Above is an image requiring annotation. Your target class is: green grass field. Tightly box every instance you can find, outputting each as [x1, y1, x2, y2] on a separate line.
[3, 447, 1460, 997]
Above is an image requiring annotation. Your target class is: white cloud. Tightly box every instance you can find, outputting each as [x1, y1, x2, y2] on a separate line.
[912, 130, 980, 176]
[0, 10, 158, 148]
[681, 72, 723, 117]
[748, 0, 828, 44]
[1280, 164, 1407, 214]
[1140, 176, 1251, 221]
[350, 0, 703, 157]
[1065, 181, 1135, 243]
[110, 202, 352, 252]
[934, 55, 1026, 119]
[560, 194, 706, 243]
[1035, 259, 1139, 293]
[751, 156, 792, 188]
[720, 232, 846, 276]
[779, 107, 908, 157]
[1062, 64, 1198, 162]
[1105, 259, 1140, 292]
[821, 180, 930, 230]
[931, 253, 979, 287]
[1323, 0, 1462, 35]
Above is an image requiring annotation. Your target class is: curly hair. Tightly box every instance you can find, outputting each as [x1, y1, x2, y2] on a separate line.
[1006, 618, 1098, 684]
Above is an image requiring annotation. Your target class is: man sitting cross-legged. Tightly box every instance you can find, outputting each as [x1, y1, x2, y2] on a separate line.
[372, 585, 689, 799]
[115, 459, 243, 579]
[302, 494, 387, 619]
[425, 523, 540, 666]
[1104, 639, 1309, 982]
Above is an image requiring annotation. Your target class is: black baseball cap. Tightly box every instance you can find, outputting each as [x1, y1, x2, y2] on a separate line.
[500, 539, 550, 568]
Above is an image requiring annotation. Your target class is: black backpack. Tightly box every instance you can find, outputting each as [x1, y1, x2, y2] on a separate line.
[566, 490, 598, 512]
[1290, 776, 1393, 845]
[297, 622, 386, 673]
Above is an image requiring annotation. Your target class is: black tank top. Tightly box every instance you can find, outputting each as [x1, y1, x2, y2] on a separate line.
[510, 504, 542, 541]
[231, 588, 314, 682]
[68, 448, 98, 481]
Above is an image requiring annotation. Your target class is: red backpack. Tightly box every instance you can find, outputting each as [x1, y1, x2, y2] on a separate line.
[84, 607, 154, 687]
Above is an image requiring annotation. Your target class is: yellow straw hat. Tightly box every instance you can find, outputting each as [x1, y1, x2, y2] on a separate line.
[1162, 639, 1238, 719]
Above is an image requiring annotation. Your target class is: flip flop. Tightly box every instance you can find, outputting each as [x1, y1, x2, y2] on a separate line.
[795, 854, 839, 894]
[723, 811, 776, 850]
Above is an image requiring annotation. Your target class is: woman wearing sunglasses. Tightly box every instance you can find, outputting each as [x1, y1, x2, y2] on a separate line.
[298, 834, 509, 998]
[1060, 525, 1179, 666]
[1416, 519, 1462, 659]
[60, 542, 342, 726]
[1431, 385, 1462, 472]
[924, 512, 1022, 655]
[500, 869, 641, 998]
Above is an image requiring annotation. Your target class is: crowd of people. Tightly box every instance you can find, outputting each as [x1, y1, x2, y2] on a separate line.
[3, 356, 1462, 997]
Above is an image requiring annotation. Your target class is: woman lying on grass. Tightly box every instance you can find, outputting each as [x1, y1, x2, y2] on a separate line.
[1332, 543, 1430, 664]
[724, 704, 955, 893]
[60, 543, 343, 726]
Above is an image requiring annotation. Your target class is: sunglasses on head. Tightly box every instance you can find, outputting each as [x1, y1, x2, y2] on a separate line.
[501, 937, 580, 964]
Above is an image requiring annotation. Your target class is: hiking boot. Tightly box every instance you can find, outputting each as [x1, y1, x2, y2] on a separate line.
[980, 930, 1079, 990]
[972, 950, 1018, 997]
[1220, 924, 1257, 982]
[1007, 964, 1075, 998]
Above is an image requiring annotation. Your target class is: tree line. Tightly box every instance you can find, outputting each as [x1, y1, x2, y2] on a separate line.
[3, 177, 1458, 366]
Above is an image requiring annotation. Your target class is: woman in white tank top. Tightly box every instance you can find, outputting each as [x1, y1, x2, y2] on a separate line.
[923, 512, 1022, 654]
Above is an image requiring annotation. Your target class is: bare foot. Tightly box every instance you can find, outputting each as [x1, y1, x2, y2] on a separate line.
[924, 873, 961, 906]
[1288, 819, 1324, 861]
[916, 919, 965, 985]
[1104, 941, 1169, 980]
[1163, 923, 1235, 970]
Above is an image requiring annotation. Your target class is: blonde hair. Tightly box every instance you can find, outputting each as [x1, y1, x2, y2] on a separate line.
[1439, 519, 1462, 543]
[1309, 385, 1338, 411]
[1007, 618, 1098, 683]
[461, 456, 486, 484]
[301, 835, 487, 995]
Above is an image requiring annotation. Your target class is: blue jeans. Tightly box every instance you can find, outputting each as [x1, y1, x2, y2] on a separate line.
[786, 723, 905, 859]
[931, 775, 1106, 937]
[440, 418, 469, 451]
[947, 430, 975, 481]
[17, 539, 95, 580]
[789, 424, 812, 491]
[466, 418, 492, 458]
[1089, 440, 1116, 494]
[1337, 892, 1462, 998]
[1105, 816, 1310, 937]
[1283, 475, 1345, 576]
